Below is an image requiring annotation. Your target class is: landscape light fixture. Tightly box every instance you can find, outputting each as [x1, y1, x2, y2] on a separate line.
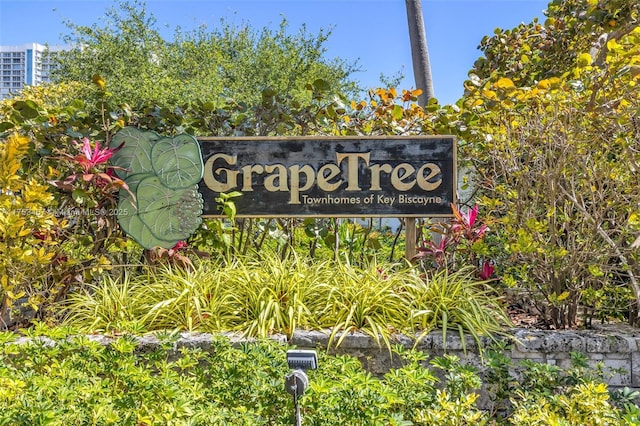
[285, 349, 318, 426]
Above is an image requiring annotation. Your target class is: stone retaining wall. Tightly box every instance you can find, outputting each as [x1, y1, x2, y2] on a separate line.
[290, 326, 640, 390]
[10, 326, 640, 390]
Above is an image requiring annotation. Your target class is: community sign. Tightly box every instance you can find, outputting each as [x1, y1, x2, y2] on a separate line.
[199, 136, 456, 218]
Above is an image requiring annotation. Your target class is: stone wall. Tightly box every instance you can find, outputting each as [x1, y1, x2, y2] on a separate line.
[290, 326, 640, 390]
[10, 326, 640, 390]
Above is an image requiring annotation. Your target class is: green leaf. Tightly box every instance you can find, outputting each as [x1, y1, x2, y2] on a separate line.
[110, 127, 160, 179]
[0, 122, 15, 132]
[116, 172, 151, 235]
[120, 207, 179, 249]
[391, 105, 403, 120]
[312, 78, 331, 92]
[138, 216, 179, 249]
[151, 134, 204, 189]
[72, 188, 87, 204]
[13, 100, 39, 119]
[117, 173, 183, 249]
[136, 176, 203, 242]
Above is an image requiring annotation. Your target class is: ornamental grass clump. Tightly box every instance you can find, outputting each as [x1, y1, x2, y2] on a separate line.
[62, 256, 512, 353]
[405, 267, 512, 351]
[221, 254, 332, 338]
[62, 272, 147, 333]
[319, 261, 419, 350]
[136, 262, 233, 332]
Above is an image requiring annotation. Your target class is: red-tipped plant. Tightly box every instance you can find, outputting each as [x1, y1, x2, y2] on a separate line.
[413, 236, 450, 268]
[416, 204, 497, 281]
[479, 261, 495, 280]
[50, 137, 130, 197]
[74, 137, 122, 173]
[450, 204, 489, 242]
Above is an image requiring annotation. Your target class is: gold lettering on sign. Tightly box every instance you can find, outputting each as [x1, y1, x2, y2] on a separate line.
[263, 164, 288, 192]
[203, 153, 238, 192]
[317, 163, 342, 192]
[241, 164, 264, 191]
[336, 152, 370, 191]
[417, 163, 442, 190]
[289, 165, 315, 205]
[369, 163, 393, 191]
[202, 150, 444, 204]
[391, 163, 416, 191]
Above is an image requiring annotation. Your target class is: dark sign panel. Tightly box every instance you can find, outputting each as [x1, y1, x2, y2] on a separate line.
[198, 136, 456, 217]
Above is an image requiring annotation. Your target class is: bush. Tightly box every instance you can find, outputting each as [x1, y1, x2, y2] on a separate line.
[62, 256, 511, 353]
[462, 20, 640, 328]
[0, 330, 635, 425]
[0, 133, 65, 327]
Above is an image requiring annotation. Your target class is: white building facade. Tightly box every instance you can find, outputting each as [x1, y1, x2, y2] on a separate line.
[0, 43, 61, 99]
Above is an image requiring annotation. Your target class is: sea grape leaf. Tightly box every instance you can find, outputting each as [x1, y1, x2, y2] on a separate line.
[151, 133, 204, 189]
[136, 176, 203, 242]
[116, 172, 151, 236]
[110, 127, 160, 179]
[117, 173, 181, 248]
[119, 206, 180, 249]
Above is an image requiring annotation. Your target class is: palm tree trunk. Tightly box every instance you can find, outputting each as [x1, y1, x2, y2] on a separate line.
[405, 0, 436, 260]
[405, 0, 435, 105]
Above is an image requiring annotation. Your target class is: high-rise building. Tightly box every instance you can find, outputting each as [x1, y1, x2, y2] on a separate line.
[0, 43, 63, 99]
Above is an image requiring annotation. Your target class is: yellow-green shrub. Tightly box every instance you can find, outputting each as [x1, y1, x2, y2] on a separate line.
[0, 133, 65, 326]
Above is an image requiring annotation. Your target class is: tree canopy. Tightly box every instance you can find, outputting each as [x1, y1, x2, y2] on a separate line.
[52, 0, 360, 108]
[469, 0, 639, 87]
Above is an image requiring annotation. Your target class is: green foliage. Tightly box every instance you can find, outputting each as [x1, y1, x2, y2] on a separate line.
[471, 0, 639, 87]
[404, 267, 511, 351]
[305, 348, 487, 425]
[1, 333, 633, 425]
[510, 382, 624, 426]
[324, 87, 459, 137]
[61, 272, 148, 333]
[508, 353, 629, 426]
[0, 333, 293, 425]
[481, 344, 639, 425]
[0, 82, 139, 327]
[321, 261, 415, 350]
[225, 256, 331, 338]
[414, 204, 497, 282]
[62, 256, 510, 354]
[0, 133, 64, 326]
[483, 341, 518, 417]
[461, 5, 640, 327]
[52, 0, 358, 108]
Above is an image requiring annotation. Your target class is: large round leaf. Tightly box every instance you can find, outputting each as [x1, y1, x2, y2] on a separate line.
[110, 127, 160, 179]
[136, 176, 203, 242]
[151, 134, 204, 189]
[124, 215, 181, 249]
[116, 172, 151, 236]
[119, 207, 181, 249]
[117, 173, 181, 249]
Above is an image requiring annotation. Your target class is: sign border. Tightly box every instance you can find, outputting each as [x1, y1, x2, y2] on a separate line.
[198, 135, 457, 218]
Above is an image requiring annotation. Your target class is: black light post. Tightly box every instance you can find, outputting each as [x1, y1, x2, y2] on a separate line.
[285, 349, 318, 426]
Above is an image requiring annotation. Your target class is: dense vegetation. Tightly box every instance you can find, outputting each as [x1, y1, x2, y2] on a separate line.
[61, 258, 509, 352]
[1, 329, 638, 425]
[1, 0, 640, 422]
[461, 0, 640, 328]
[51, 0, 360, 108]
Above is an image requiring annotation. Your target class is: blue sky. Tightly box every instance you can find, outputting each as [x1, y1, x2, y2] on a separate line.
[0, 0, 549, 105]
